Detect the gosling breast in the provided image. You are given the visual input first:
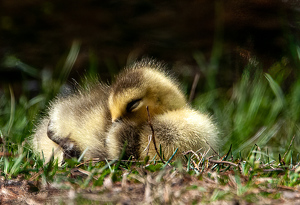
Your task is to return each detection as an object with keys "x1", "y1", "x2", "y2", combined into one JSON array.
[{"x1": 106, "y1": 107, "x2": 219, "y2": 160}]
